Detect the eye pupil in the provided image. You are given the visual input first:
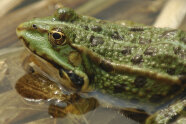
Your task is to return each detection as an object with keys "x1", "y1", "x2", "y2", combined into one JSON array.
[{"x1": 53, "y1": 33, "x2": 61, "y2": 39}]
